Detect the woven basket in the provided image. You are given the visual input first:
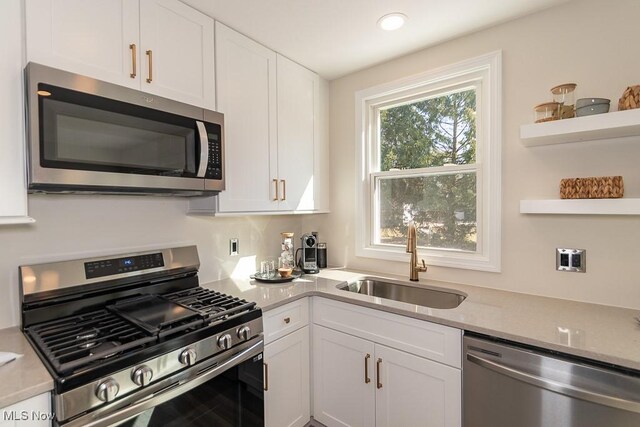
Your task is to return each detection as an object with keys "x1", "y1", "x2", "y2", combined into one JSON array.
[{"x1": 560, "y1": 176, "x2": 623, "y2": 199}]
